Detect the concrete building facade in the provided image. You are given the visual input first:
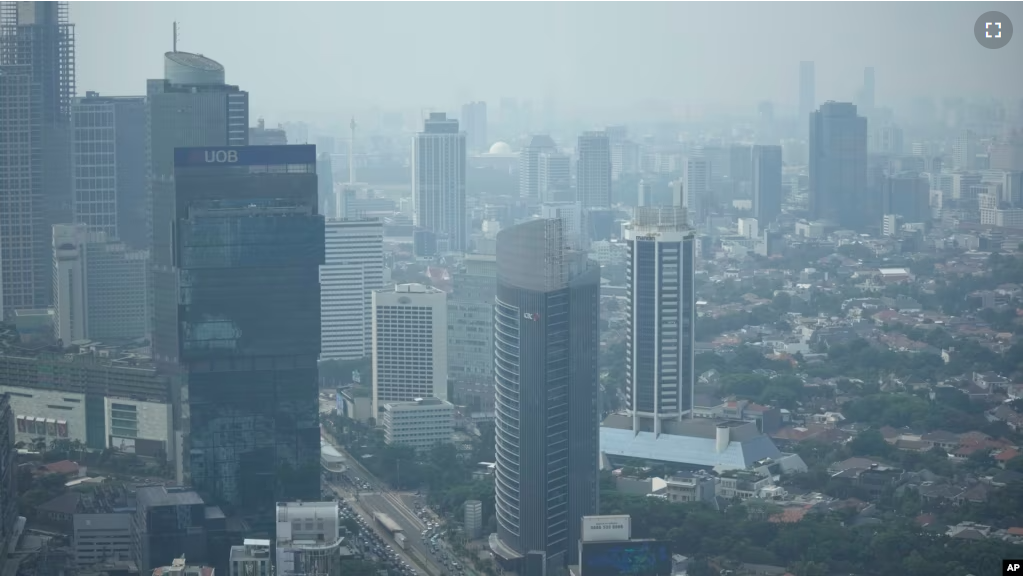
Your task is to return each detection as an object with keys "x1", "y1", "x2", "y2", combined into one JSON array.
[
  {"x1": 381, "y1": 397, "x2": 454, "y2": 453},
  {"x1": 372, "y1": 283, "x2": 448, "y2": 416},
  {"x1": 490, "y1": 219, "x2": 601, "y2": 571},
  {"x1": 320, "y1": 218, "x2": 385, "y2": 361},
  {"x1": 448, "y1": 255, "x2": 497, "y2": 410},
  {"x1": 412, "y1": 112, "x2": 467, "y2": 252},
  {"x1": 52, "y1": 224, "x2": 148, "y2": 344},
  {"x1": 623, "y1": 209, "x2": 696, "y2": 436}
]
